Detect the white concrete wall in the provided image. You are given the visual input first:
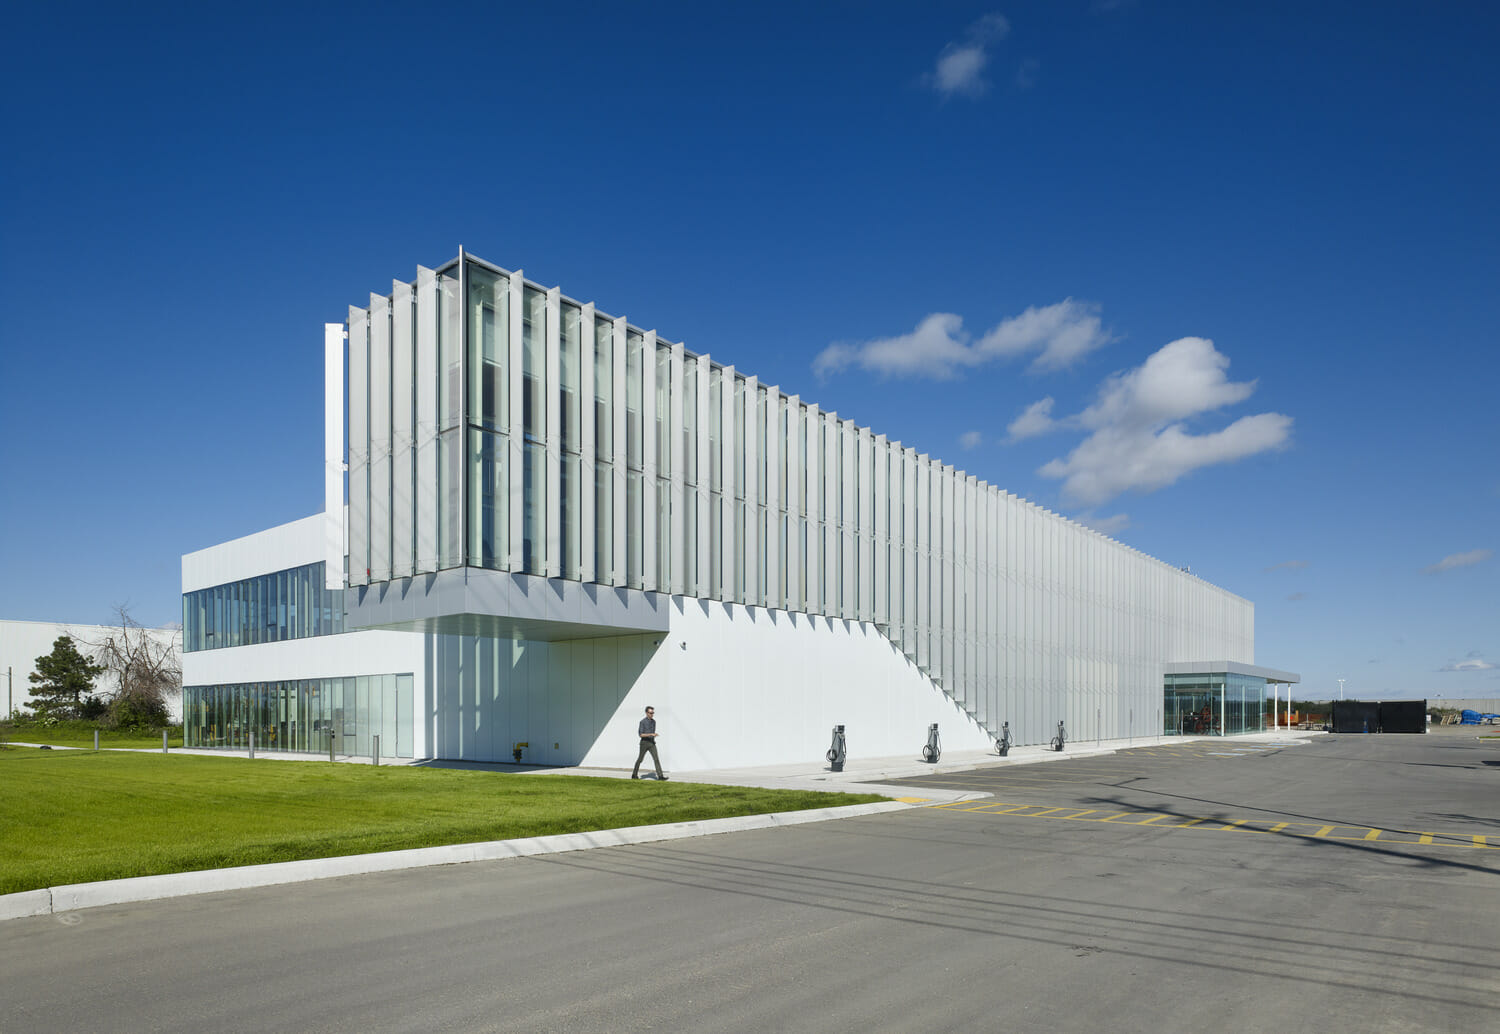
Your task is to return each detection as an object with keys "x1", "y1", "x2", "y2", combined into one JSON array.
[
  {"x1": 428, "y1": 596, "x2": 994, "y2": 770},
  {"x1": 182, "y1": 514, "x2": 326, "y2": 593}
]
